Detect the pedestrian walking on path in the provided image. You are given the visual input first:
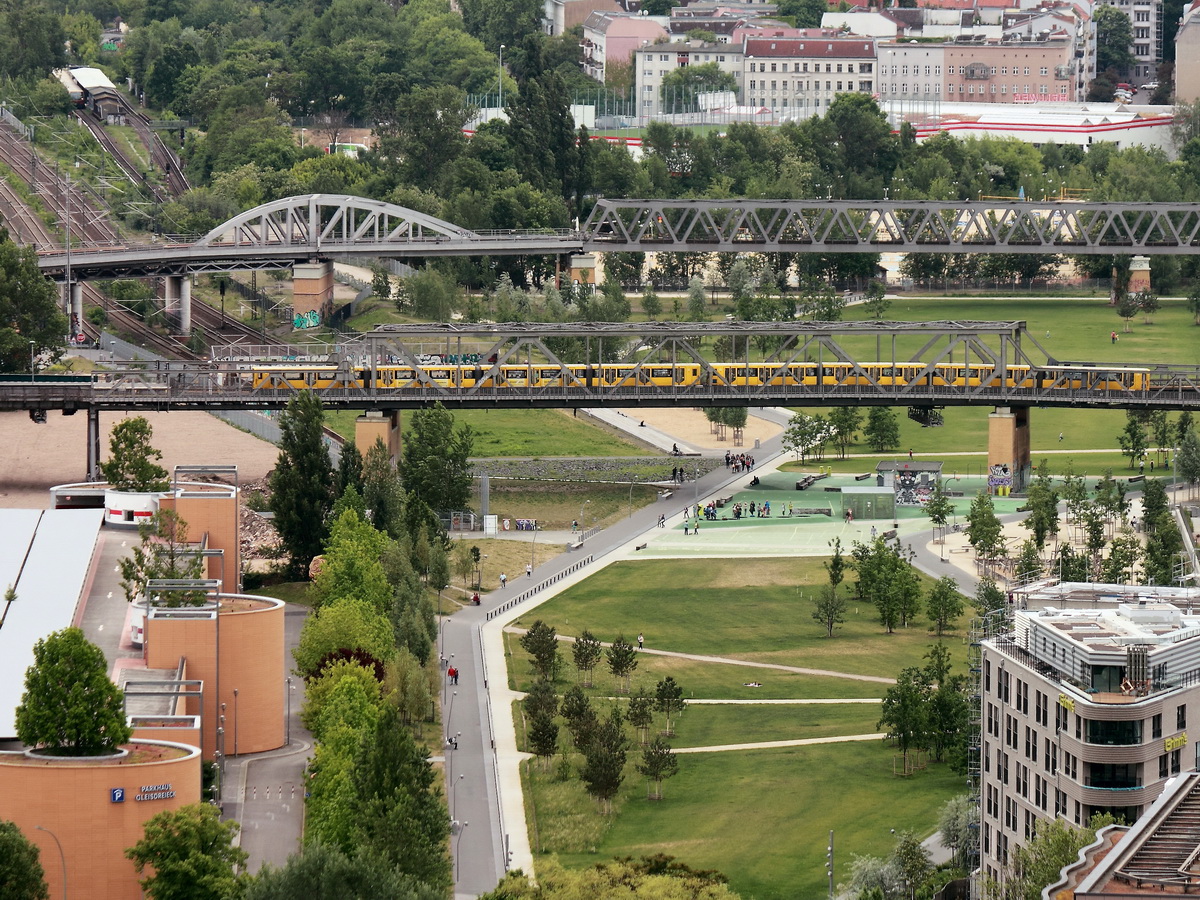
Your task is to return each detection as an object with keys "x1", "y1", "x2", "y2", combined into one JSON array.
[
  {"x1": 526, "y1": 564, "x2": 532, "y2": 578},
  {"x1": 500, "y1": 572, "x2": 507, "y2": 588},
  {"x1": 638, "y1": 633, "x2": 644, "y2": 650}
]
